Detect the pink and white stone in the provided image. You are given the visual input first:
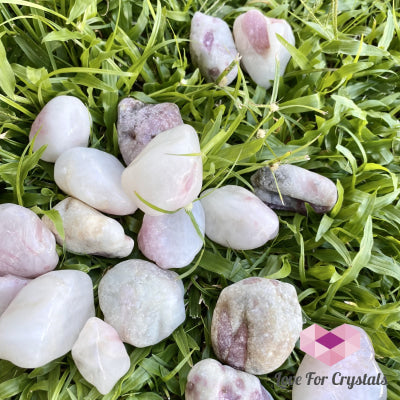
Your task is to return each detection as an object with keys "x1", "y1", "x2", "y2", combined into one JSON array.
[
  {"x1": 185, "y1": 359, "x2": 273, "y2": 400},
  {"x1": 72, "y1": 317, "x2": 130, "y2": 395},
  {"x1": 98, "y1": 260, "x2": 185, "y2": 347},
  {"x1": 121, "y1": 124, "x2": 202, "y2": 216},
  {"x1": 0, "y1": 270, "x2": 95, "y2": 368},
  {"x1": 54, "y1": 147, "x2": 137, "y2": 216},
  {"x1": 42, "y1": 198, "x2": 134, "y2": 258},
  {"x1": 0, "y1": 203, "x2": 58, "y2": 278},
  {"x1": 29, "y1": 95, "x2": 91, "y2": 162},
  {"x1": 200, "y1": 185, "x2": 279, "y2": 250},
  {"x1": 0, "y1": 275, "x2": 30, "y2": 316},
  {"x1": 233, "y1": 10, "x2": 295, "y2": 89},
  {"x1": 138, "y1": 200, "x2": 204, "y2": 269}
]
